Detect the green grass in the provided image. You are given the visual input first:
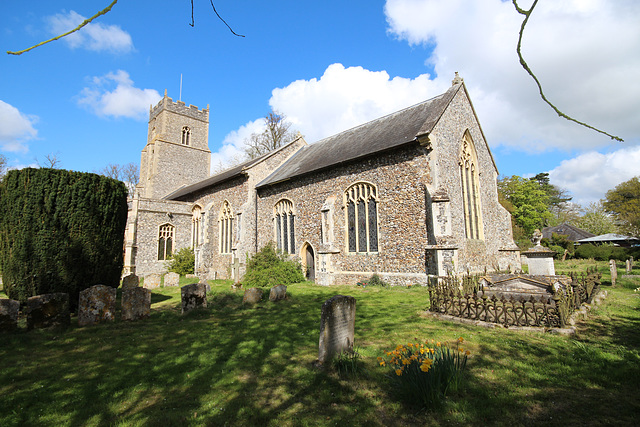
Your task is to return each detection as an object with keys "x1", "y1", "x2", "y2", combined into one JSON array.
[{"x1": 1, "y1": 262, "x2": 639, "y2": 426}]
